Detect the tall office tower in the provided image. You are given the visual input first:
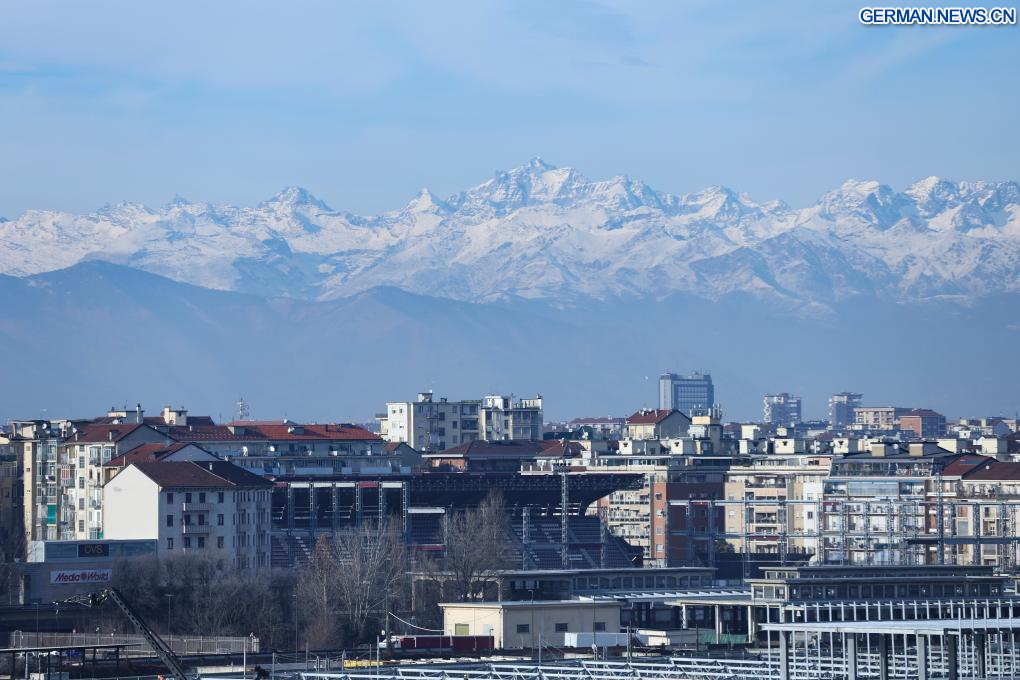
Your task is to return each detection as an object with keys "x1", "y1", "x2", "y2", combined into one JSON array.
[
  {"x1": 828, "y1": 392, "x2": 863, "y2": 428},
  {"x1": 763, "y1": 393, "x2": 803, "y2": 426},
  {"x1": 658, "y1": 372, "x2": 715, "y2": 416}
]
